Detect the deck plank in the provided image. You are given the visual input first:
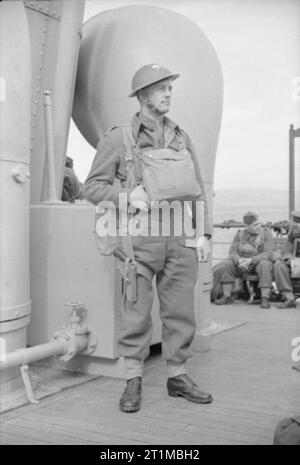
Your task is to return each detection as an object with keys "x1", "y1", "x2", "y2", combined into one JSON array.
[{"x1": 0, "y1": 303, "x2": 299, "y2": 445}]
